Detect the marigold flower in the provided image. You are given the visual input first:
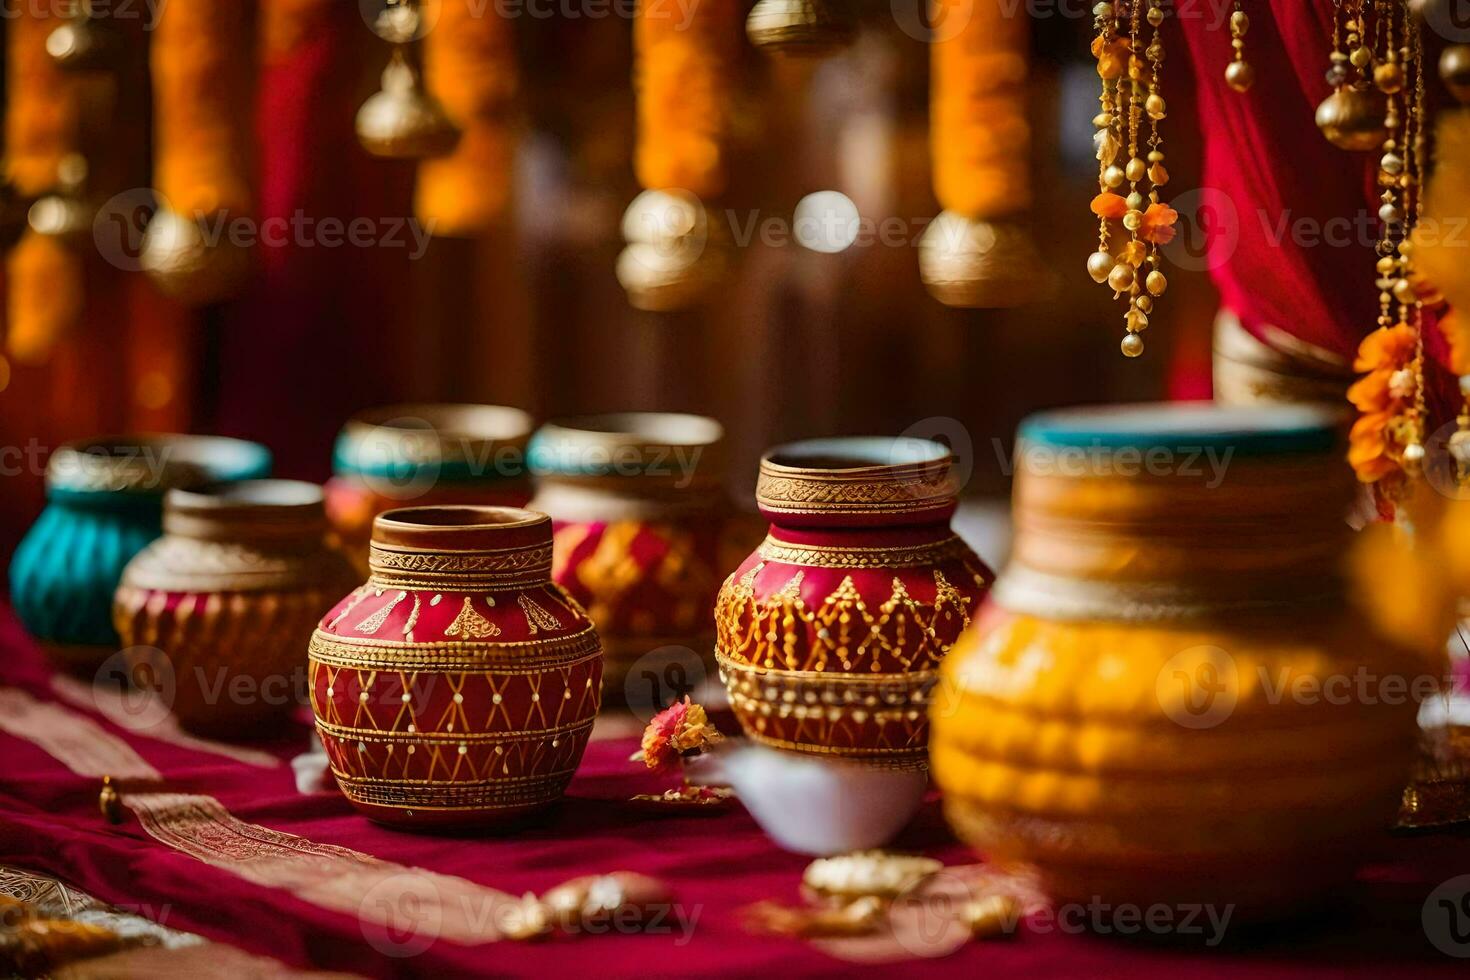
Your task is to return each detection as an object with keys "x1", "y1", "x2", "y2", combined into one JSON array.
[
  {"x1": 1138, "y1": 203, "x2": 1178, "y2": 244},
  {"x1": 637, "y1": 697, "x2": 722, "y2": 774},
  {"x1": 1090, "y1": 193, "x2": 1127, "y2": 220}
]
